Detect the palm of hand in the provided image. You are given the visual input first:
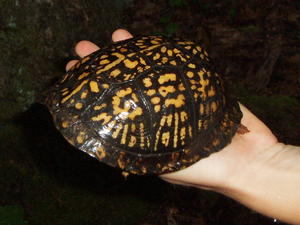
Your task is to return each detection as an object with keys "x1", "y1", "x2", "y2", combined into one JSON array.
[{"x1": 67, "y1": 30, "x2": 278, "y2": 190}]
